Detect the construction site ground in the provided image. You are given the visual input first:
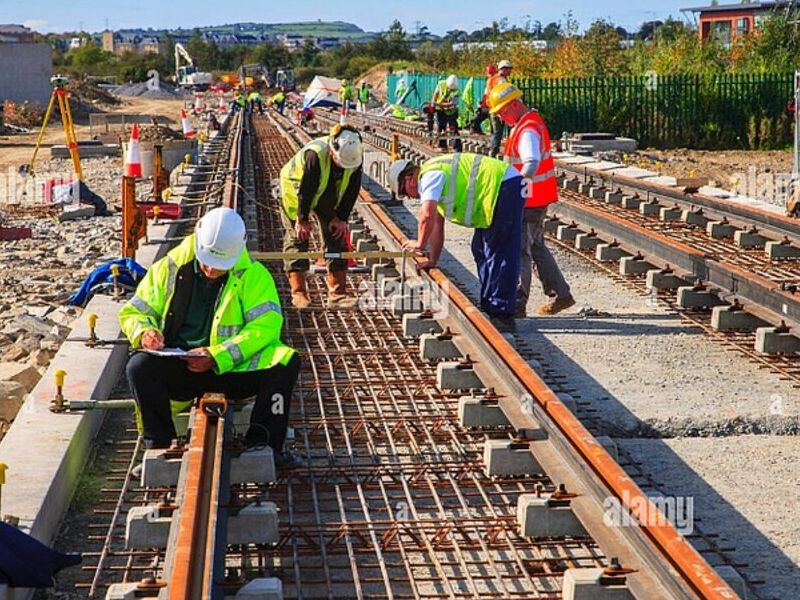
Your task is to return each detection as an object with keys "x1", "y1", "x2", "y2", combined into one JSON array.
[{"x1": 386, "y1": 194, "x2": 800, "y2": 600}]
